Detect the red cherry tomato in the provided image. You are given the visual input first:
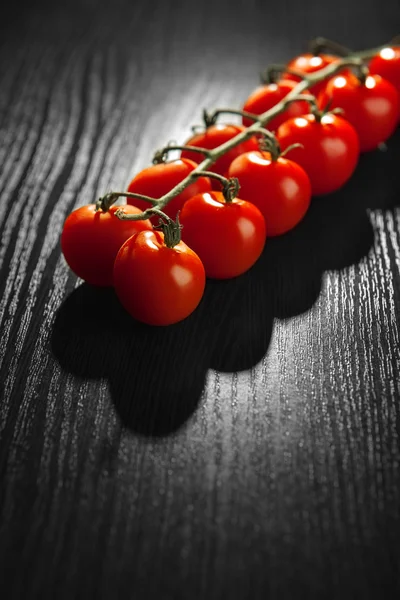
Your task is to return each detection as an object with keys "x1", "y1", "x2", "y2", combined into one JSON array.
[
  {"x1": 181, "y1": 124, "x2": 259, "y2": 186},
  {"x1": 113, "y1": 230, "x2": 205, "y2": 326},
  {"x1": 227, "y1": 151, "x2": 311, "y2": 236},
  {"x1": 284, "y1": 53, "x2": 341, "y2": 96},
  {"x1": 276, "y1": 113, "x2": 359, "y2": 196},
  {"x1": 369, "y1": 47, "x2": 400, "y2": 93},
  {"x1": 61, "y1": 204, "x2": 152, "y2": 286},
  {"x1": 179, "y1": 191, "x2": 266, "y2": 279},
  {"x1": 242, "y1": 79, "x2": 310, "y2": 131},
  {"x1": 126, "y1": 158, "x2": 212, "y2": 220},
  {"x1": 318, "y1": 73, "x2": 399, "y2": 152}
]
